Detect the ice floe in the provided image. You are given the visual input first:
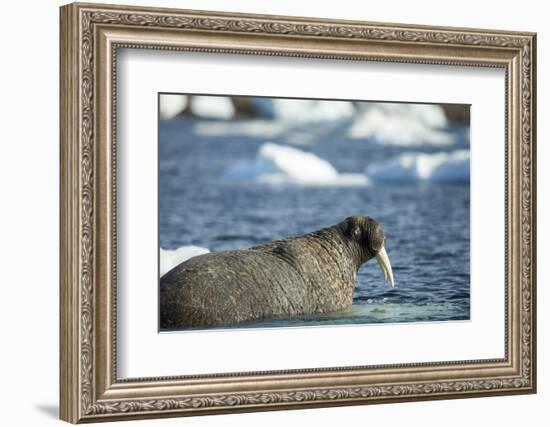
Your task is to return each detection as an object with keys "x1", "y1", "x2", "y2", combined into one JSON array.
[
  {"x1": 348, "y1": 103, "x2": 454, "y2": 146},
  {"x1": 160, "y1": 245, "x2": 210, "y2": 277},
  {"x1": 366, "y1": 150, "x2": 470, "y2": 183},
  {"x1": 193, "y1": 99, "x2": 355, "y2": 139},
  {"x1": 190, "y1": 96, "x2": 235, "y2": 120},
  {"x1": 159, "y1": 94, "x2": 188, "y2": 120},
  {"x1": 225, "y1": 143, "x2": 368, "y2": 186},
  {"x1": 270, "y1": 99, "x2": 355, "y2": 123}
]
